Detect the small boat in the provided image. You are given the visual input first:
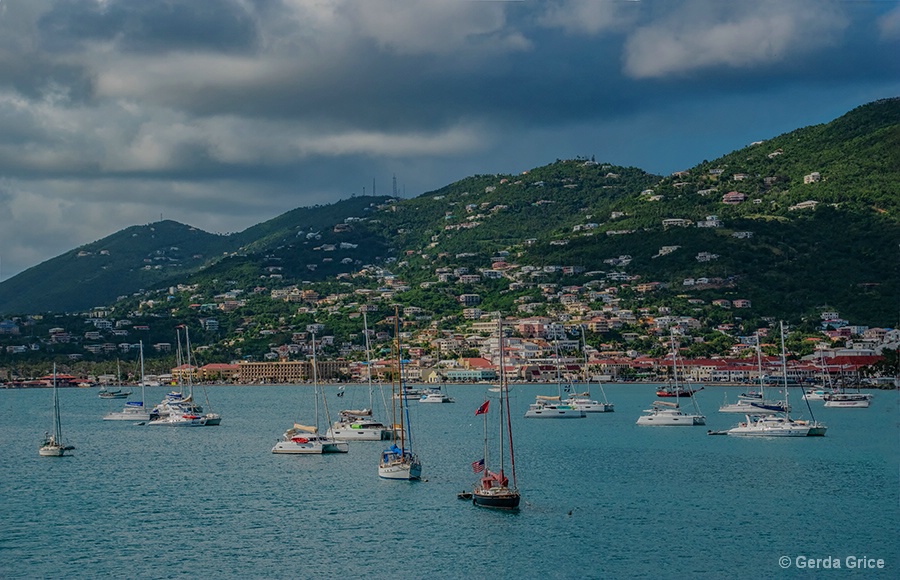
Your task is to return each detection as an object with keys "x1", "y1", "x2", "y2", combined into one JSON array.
[
  {"x1": 656, "y1": 387, "x2": 700, "y2": 398},
  {"x1": 419, "y1": 389, "x2": 455, "y2": 403},
  {"x1": 327, "y1": 409, "x2": 392, "y2": 441},
  {"x1": 637, "y1": 400, "x2": 706, "y2": 426},
  {"x1": 726, "y1": 414, "x2": 811, "y2": 437},
  {"x1": 637, "y1": 333, "x2": 705, "y2": 426},
  {"x1": 524, "y1": 396, "x2": 586, "y2": 418},
  {"x1": 472, "y1": 315, "x2": 520, "y2": 510},
  {"x1": 98, "y1": 389, "x2": 130, "y2": 399},
  {"x1": 379, "y1": 307, "x2": 422, "y2": 480},
  {"x1": 40, "y1": 365, "x2": 74, "y2": 457},
  {"x1": 823, "y1": 392, "x2": 871, "y2": 408},
  {"x1": 802, "y1": 388, "x2": 830, "y2": 401},
  {"x1": 327, "y1": 311, "x2": 393, "y2": 442}
]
